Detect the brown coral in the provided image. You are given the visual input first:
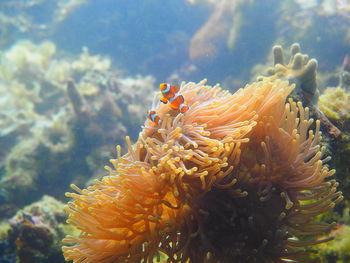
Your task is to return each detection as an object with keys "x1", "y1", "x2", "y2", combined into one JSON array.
[{"x1": 63, "y1": 79, "x2": 341, "y2": 262}]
